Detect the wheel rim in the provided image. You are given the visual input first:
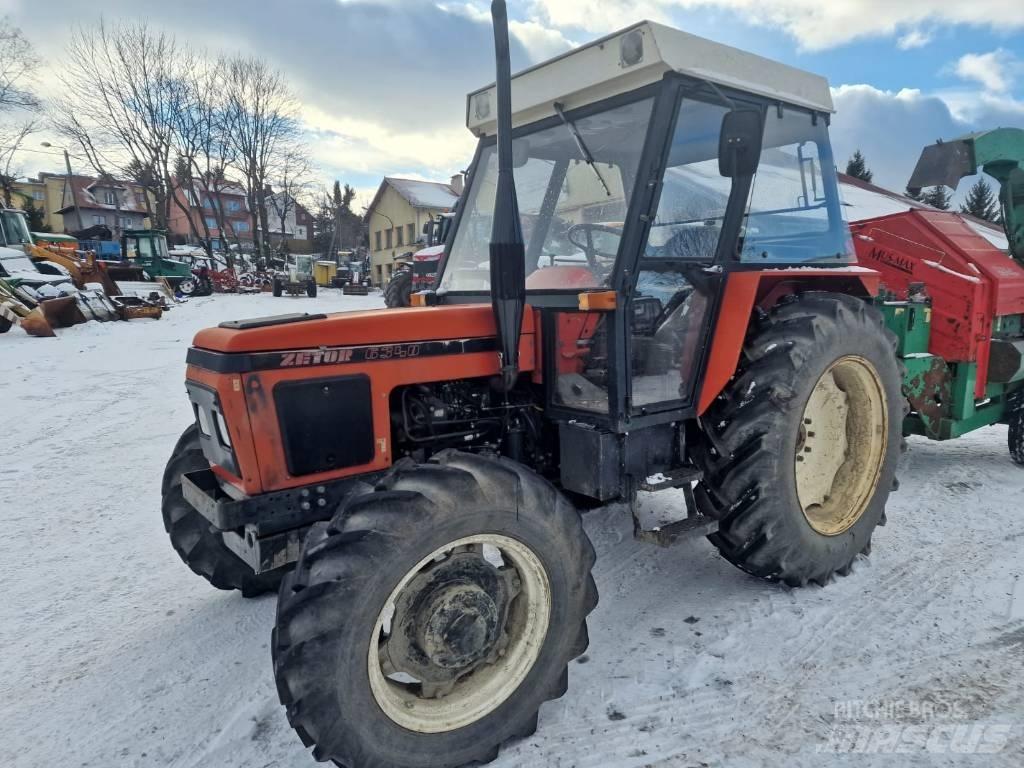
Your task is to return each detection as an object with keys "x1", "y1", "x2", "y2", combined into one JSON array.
[
  {"x1": 795, "y1": 355, "x2": 888, "y2": 536},
  {"x1": 367, "y1": 534, "x2": 551, "y2": 733},
  {"x1": 179, "y1": 279, "x2": 195, "y2": 295}
]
